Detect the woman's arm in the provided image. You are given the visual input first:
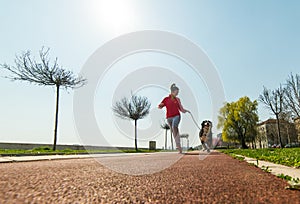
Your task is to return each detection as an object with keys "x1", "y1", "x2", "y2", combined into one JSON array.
[
  {"x1": 158, "y1": 102, "x2": 165, "y2": 109},
  {"x1": 158, "y1": 97, "x2": 166, "y2": 109},
  {"x1": 177, "y1": 98, "x2": 190, "y2": 113}
]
